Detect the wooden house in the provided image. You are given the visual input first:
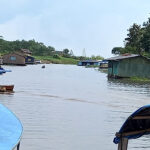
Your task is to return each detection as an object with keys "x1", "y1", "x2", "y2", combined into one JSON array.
[
  {"x1": 106, "y1": 54, "x2": 150, "y2": 78},
  {"x1": 2, "y1": 52, "x2": 35, "y2": 65},
  {"x1": 3, "y1": 53, "x2": 26, "y2": 65},
  {"x1": 78, "y1": 60, "x2": 101, "y2": 66}
]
